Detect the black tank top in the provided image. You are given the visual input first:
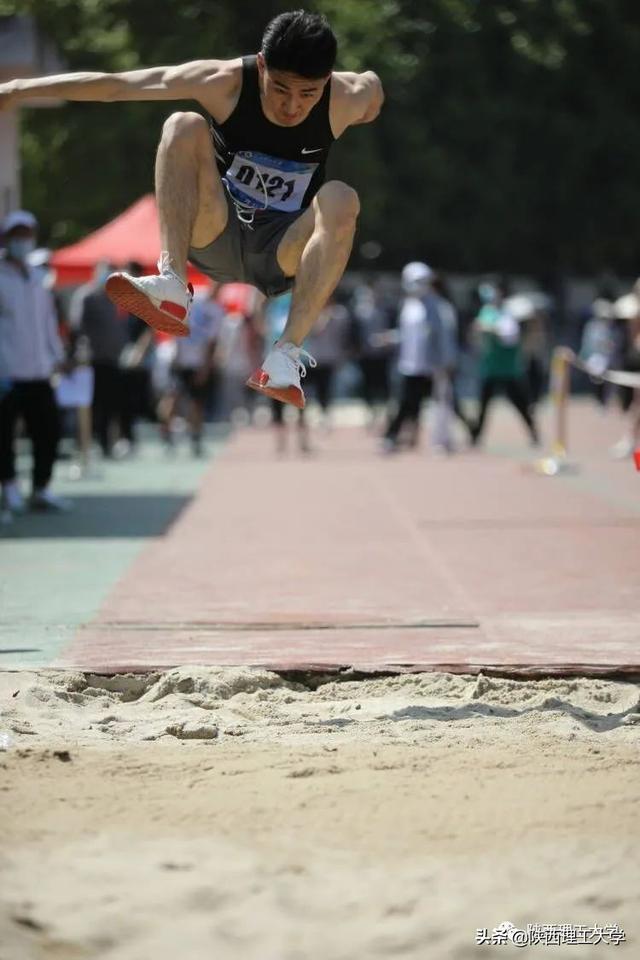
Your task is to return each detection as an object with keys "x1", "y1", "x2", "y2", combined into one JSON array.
[{"x1": 208, "y1": 56, "x2": 334, "y2": 216}]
